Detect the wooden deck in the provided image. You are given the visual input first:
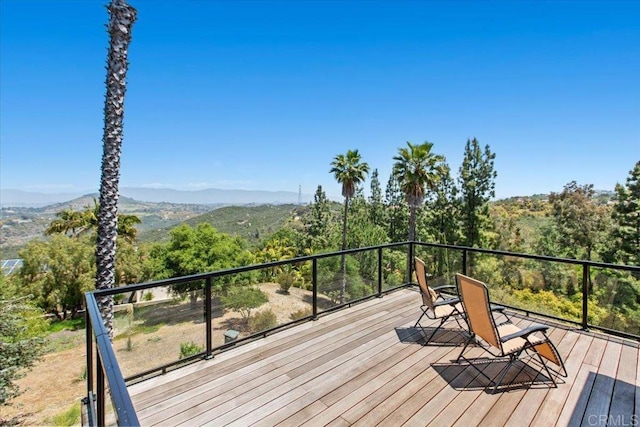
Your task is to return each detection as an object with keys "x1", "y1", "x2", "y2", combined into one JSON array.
[{"x1": 127, "y1": 288, "x2": 639, "y2": 426}]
